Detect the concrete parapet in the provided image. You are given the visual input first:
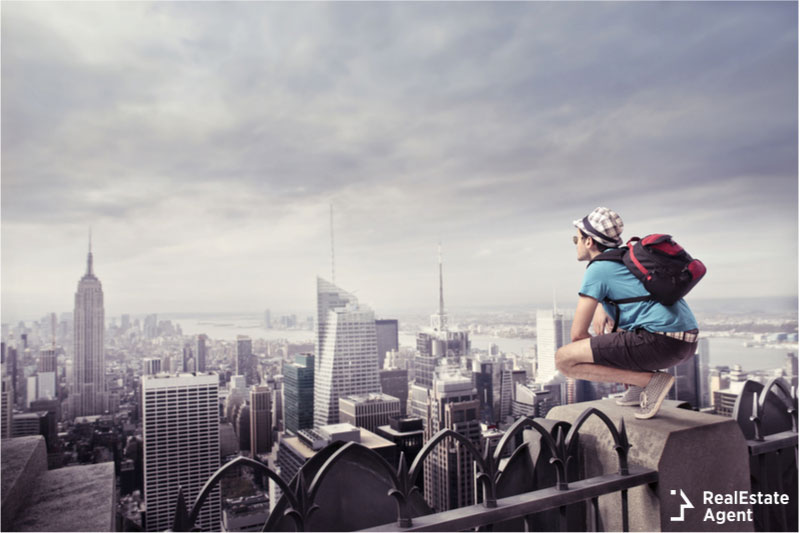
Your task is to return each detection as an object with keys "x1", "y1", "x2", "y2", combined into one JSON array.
[
  {"x1": 1, "y1": 435, "x2": 116, "y2": 532},
  {"x1": 547, "y1": 399, "x2": 753, "y2": 532},
  {"x1": 13, "y1": 462, "x2": 116, "y2": 532},
  {"x1": 1, "y1": 436, "x2": 48, "y2": 531}
]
